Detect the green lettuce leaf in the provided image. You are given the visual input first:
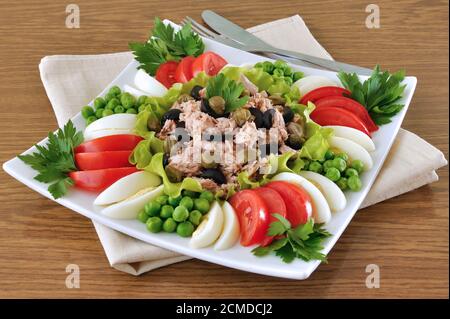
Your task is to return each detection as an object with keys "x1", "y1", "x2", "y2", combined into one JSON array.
[
  {"x1": 146, "y1": 153, "x2": 203, "y2": 197},
  {"x1": 129, "y1": 132, "x2": 164, "y2": 169}
]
